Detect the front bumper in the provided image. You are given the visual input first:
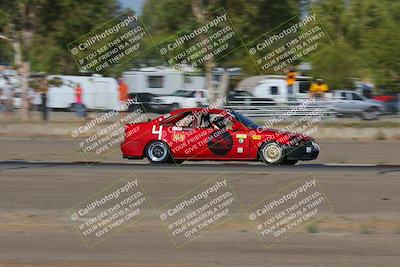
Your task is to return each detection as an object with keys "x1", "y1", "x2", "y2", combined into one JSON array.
[{"x1": 284, "y1": 141, "x2": 320, "y2": 161}]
